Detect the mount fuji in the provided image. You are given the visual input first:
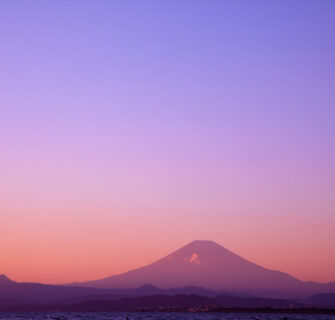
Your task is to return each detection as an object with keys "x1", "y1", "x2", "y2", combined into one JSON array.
[{"x1": 73, "y1": 240, "x2": 335, "y2": 298}]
